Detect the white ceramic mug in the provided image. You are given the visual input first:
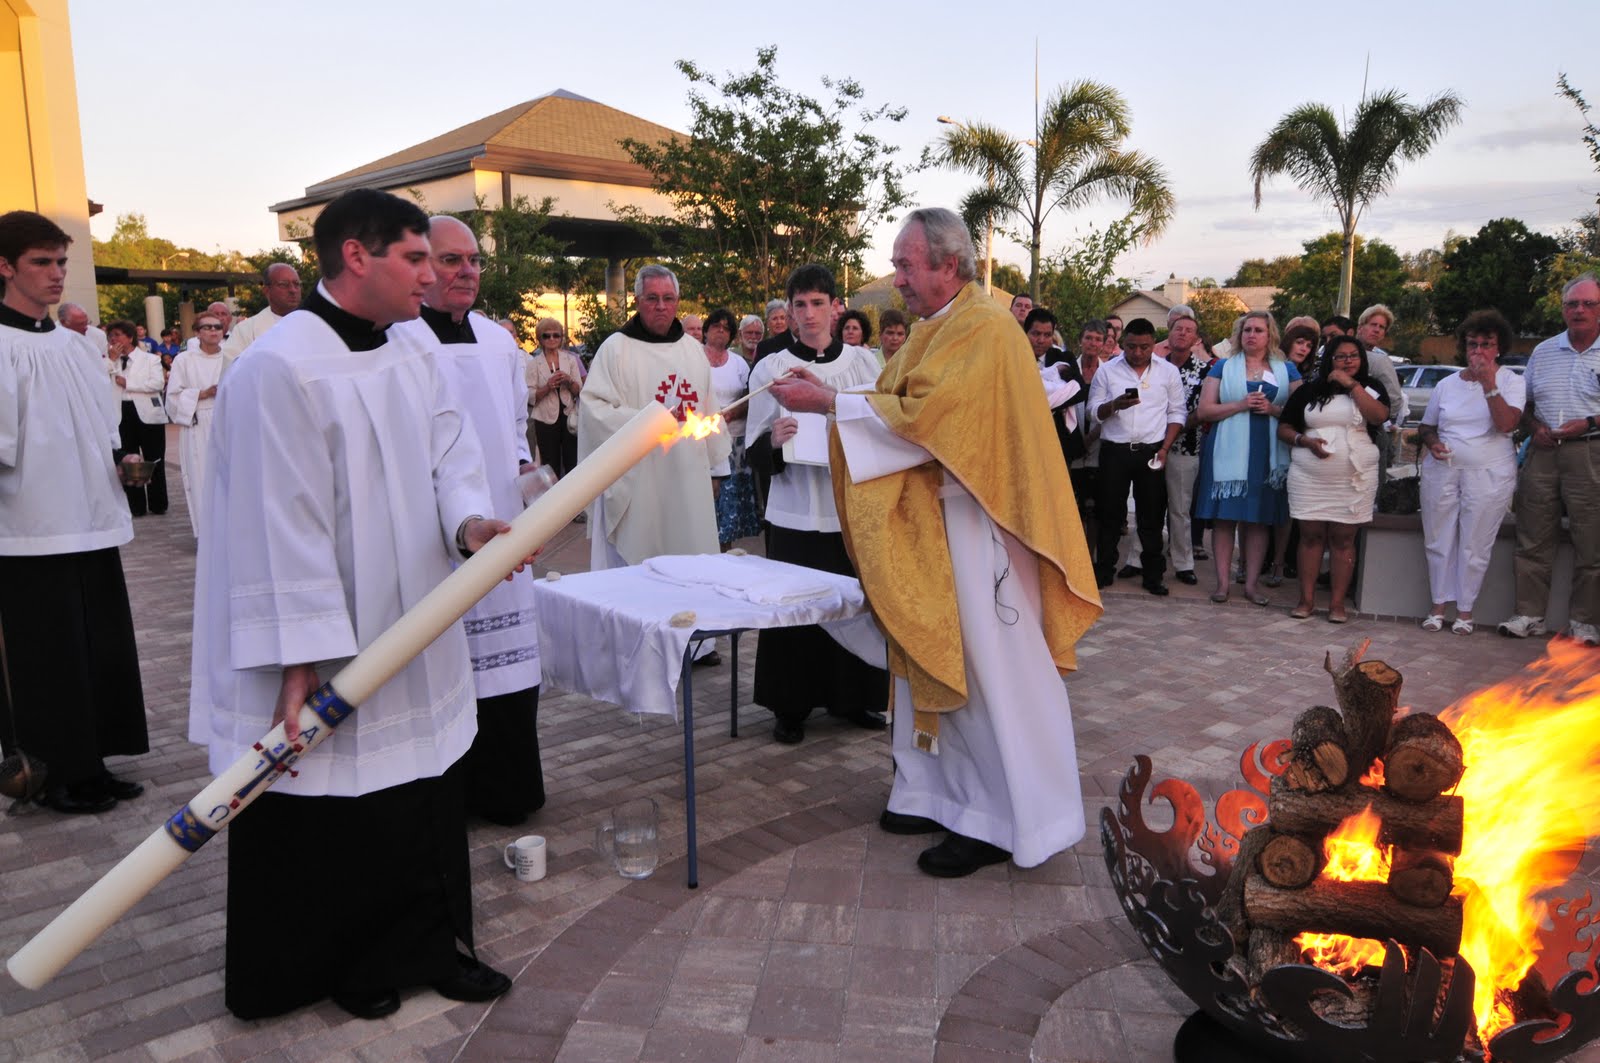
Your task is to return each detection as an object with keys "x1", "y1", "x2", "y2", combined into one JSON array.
[{"x1": 504, "y1": 834, "x2": 547, "y2": 882}]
